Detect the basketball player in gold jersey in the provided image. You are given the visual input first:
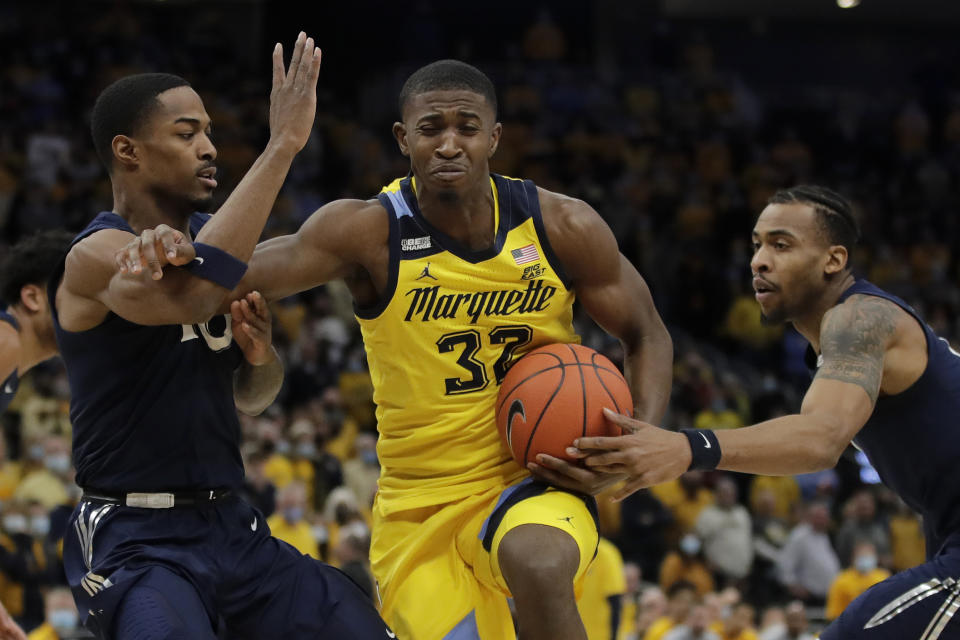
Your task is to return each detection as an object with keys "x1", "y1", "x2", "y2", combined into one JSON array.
[{"x1": 118, "y1": 60, "x2": 673, "y2": 640}]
